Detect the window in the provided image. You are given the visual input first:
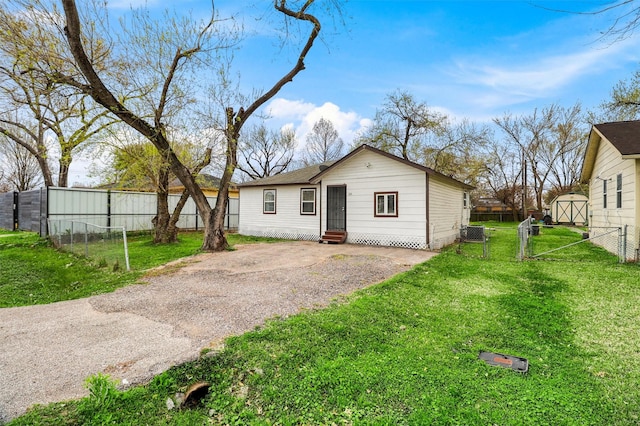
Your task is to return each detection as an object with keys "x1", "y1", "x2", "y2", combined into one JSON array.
[
  {"x1": 463, "y1": 192, "x2": 469, "y2": 208},
  {"x1": 375, "y1": 192, "x2": 398, "y2": 217},
  {"x1": 603, "y1": 180, "x2": 607, "y2": 209},
  {"x1": 263, "y1": 189, "x2": 276, "y2": 214},
  {"x1": 300, "y1": 188, "x2": 316, "y2": 215},
  {"x1": 616, "y1": 173, "x2": 622, "y2": 209}
]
